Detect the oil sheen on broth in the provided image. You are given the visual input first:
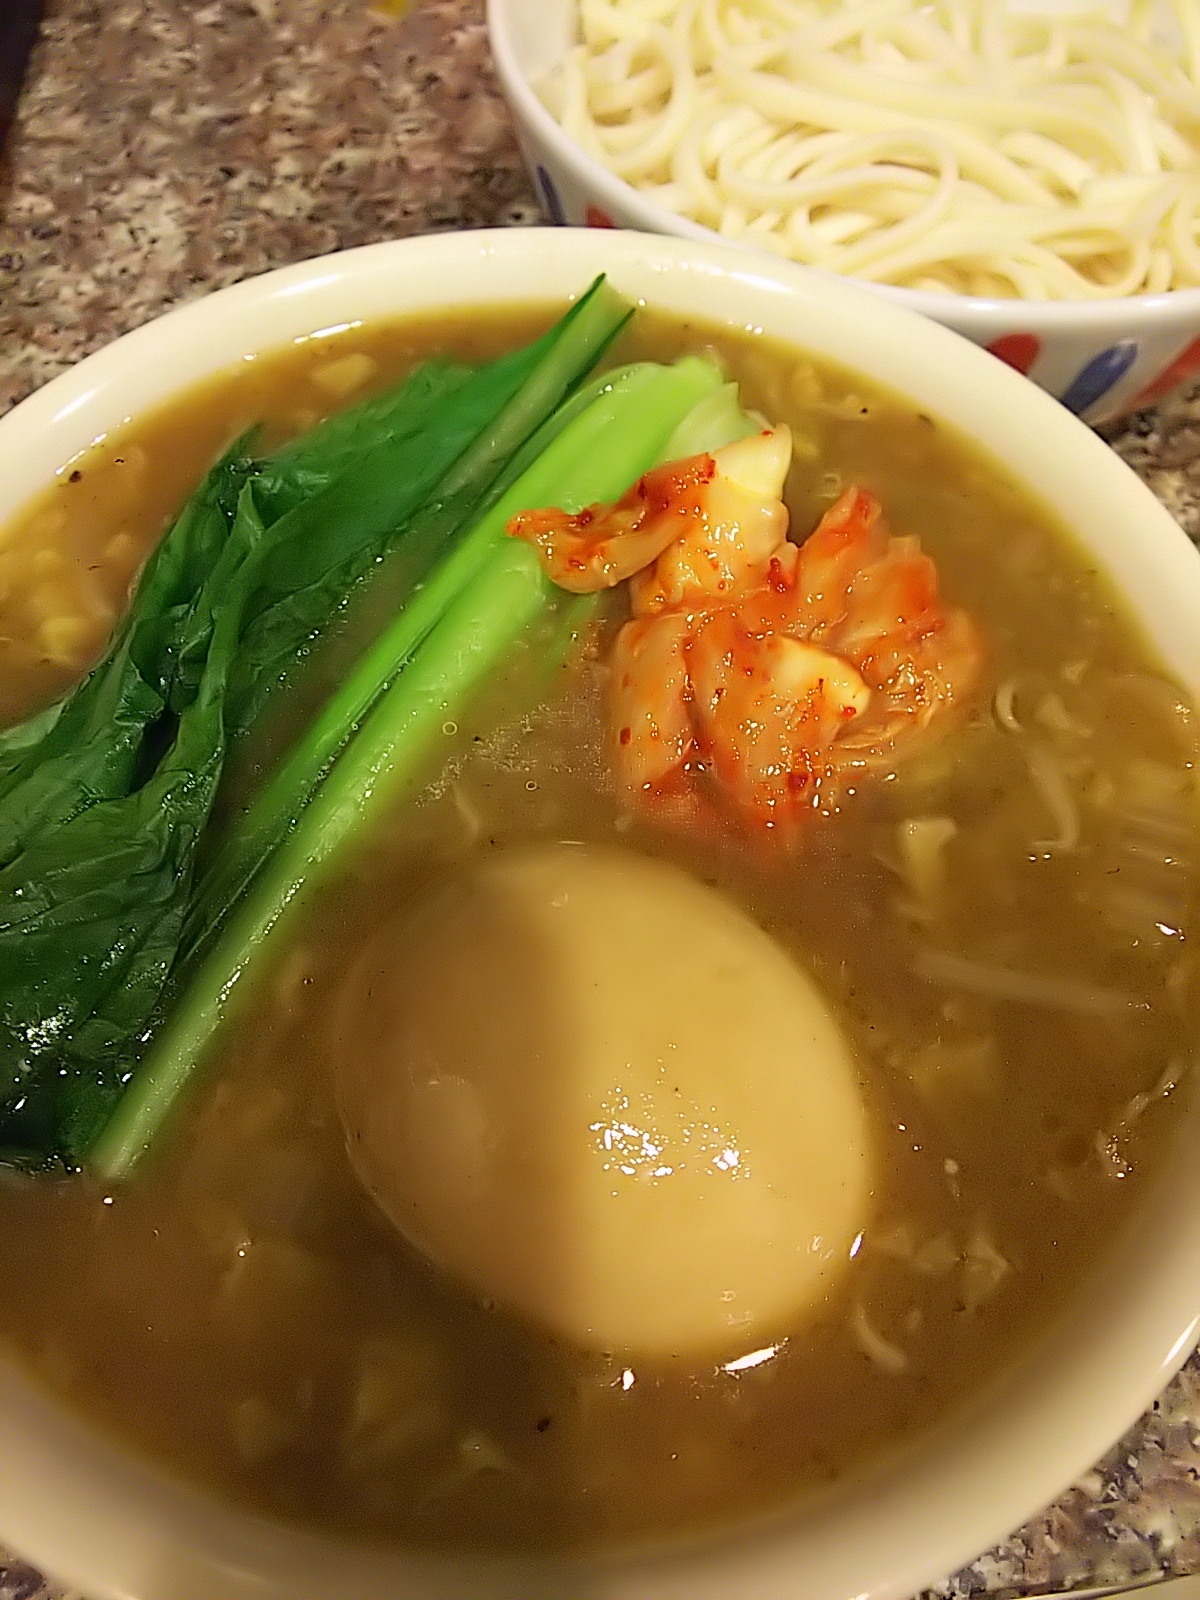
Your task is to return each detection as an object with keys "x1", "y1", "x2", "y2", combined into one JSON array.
[{"x1": 0, "y1": 308, "x2": 1195, "y2": 1552}]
